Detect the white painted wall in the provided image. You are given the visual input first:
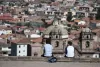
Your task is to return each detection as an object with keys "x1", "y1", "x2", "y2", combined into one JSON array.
[
  {"x1": 93, "y1": 54, "x2": 99, "y2": 58},
  {"x1": 1, "y1": 47, "x2": 11, "y2": 56},
  {"x1": 17, "y1": 45, "x2": 27, "y2": 56},
  {"x1": 65, "y1": 0, "x2": 76, "y2": 6},
  {"x1": 96, "y1": 23, "x2": 100, "y2": 27},
  {"x1": 0, "y1": 30, "x2": 12, "y2": 35},
  {"x1": 44, "y1": 35, "x2": 49, "y2": 38},
  {"x1": 1, "y1": 47, "x2": 11, "y2": 51},
  {"x1": 0, "y1": 30, "x2": 6, "y2": 35},
  {"x1": 62, "y1": 35, "x2": 68, "y2": 38},
  {"x1": 24, "y1": 0, "x2": 35, "y2": 2},
  {"x1": 28, "y1": 4, "x2": 35, "y2": 14}
]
